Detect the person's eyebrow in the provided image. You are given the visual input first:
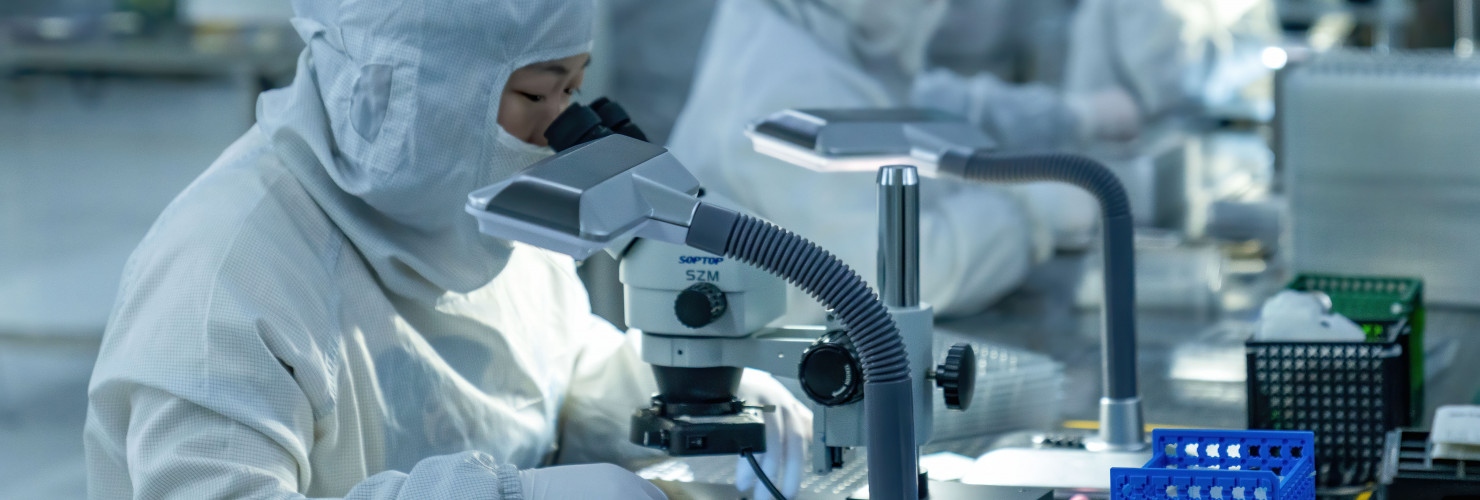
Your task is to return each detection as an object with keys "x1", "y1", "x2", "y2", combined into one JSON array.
[
  {"x1": 533, "y1": 58, "x2": 591, "y2": 76},
  {"x1": 541, "y1": 61, "x2": 580, "y2": 75},
  {"x1": 534, "y1": 63, "x2": 571, "y2": 76}
]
